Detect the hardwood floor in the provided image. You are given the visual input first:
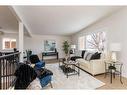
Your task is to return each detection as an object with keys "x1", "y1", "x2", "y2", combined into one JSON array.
[
  {"x1": 46, "y1": 60, "x2": 127, "y2": 89},
  {"x1": 95, "y1": 74, "x2": 127, "y2": 89},
  {"x1": 44, "y1": 59, "x2": 59, "y2": 63}
]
